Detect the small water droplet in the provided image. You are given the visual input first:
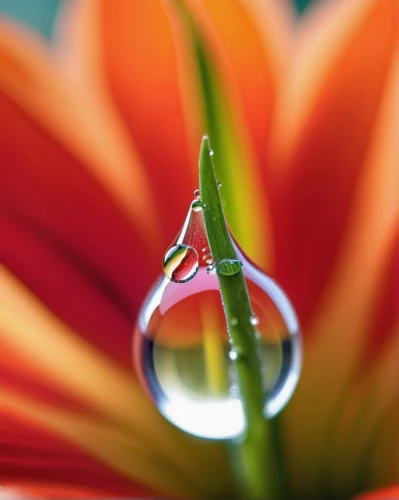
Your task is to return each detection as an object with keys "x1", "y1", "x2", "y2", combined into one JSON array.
[
  {"x1": 202, "y1": 247, "x2": 207, "y2": 253},
  {"x1": 215, "y1": 258, "x2": 242, "y2": 276},
  {"x1": 250, "y1": 314, "x2": 259, "y2": 326},
  {"x1": 192, "y1": 200, "x2": 206, "y2": 212},
  {"x1": 206, "y1": 264, "x2": 216, "y2": 275},
  {"x1": 217, "y1": 182, "x2": 222, "y2": 188},
  {"x1": 210, "y1": 150, "x2": 214, "y2": 156},
  {"x1": 229, "y1": 350, "x2": 238, "y2": 361},
  {"x1": 194, "y1": 189, "x2": 201, "y2": 199},
  {"x1": 203, "y1": 254, "x2": 213, "y2": 265},
  {"x1": 230, "y1": 318, "x2": 238, "y2": 327},
  {"x1": 163, "y1": 244, "x2": 198, "y2": 283}
]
